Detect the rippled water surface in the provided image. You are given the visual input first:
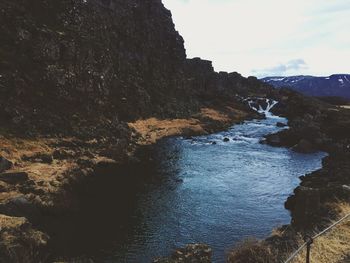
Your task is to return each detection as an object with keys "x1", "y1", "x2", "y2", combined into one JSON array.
[
  {"x1": 107, "y1": 114, "x2": 327, "y2": 262},
  {"x1": 48, "y1": 114, "x2": 326, "y2": 263}
]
